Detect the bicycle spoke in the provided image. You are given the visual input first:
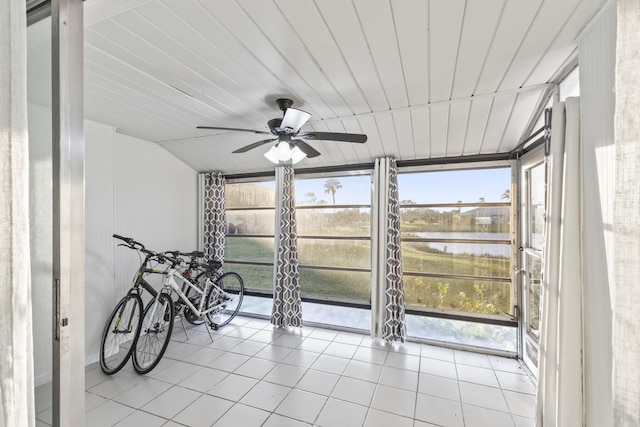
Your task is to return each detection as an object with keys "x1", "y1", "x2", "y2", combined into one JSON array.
[
  {"x1": 132, "y1": 293, "x2": 174, "y2": 374},
  {"x1": 100, "y1": 294, "x2": 143, "y2": 374},
  {"x1": 206, "y1": 272, "x2": 244, "y2": 328}
]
